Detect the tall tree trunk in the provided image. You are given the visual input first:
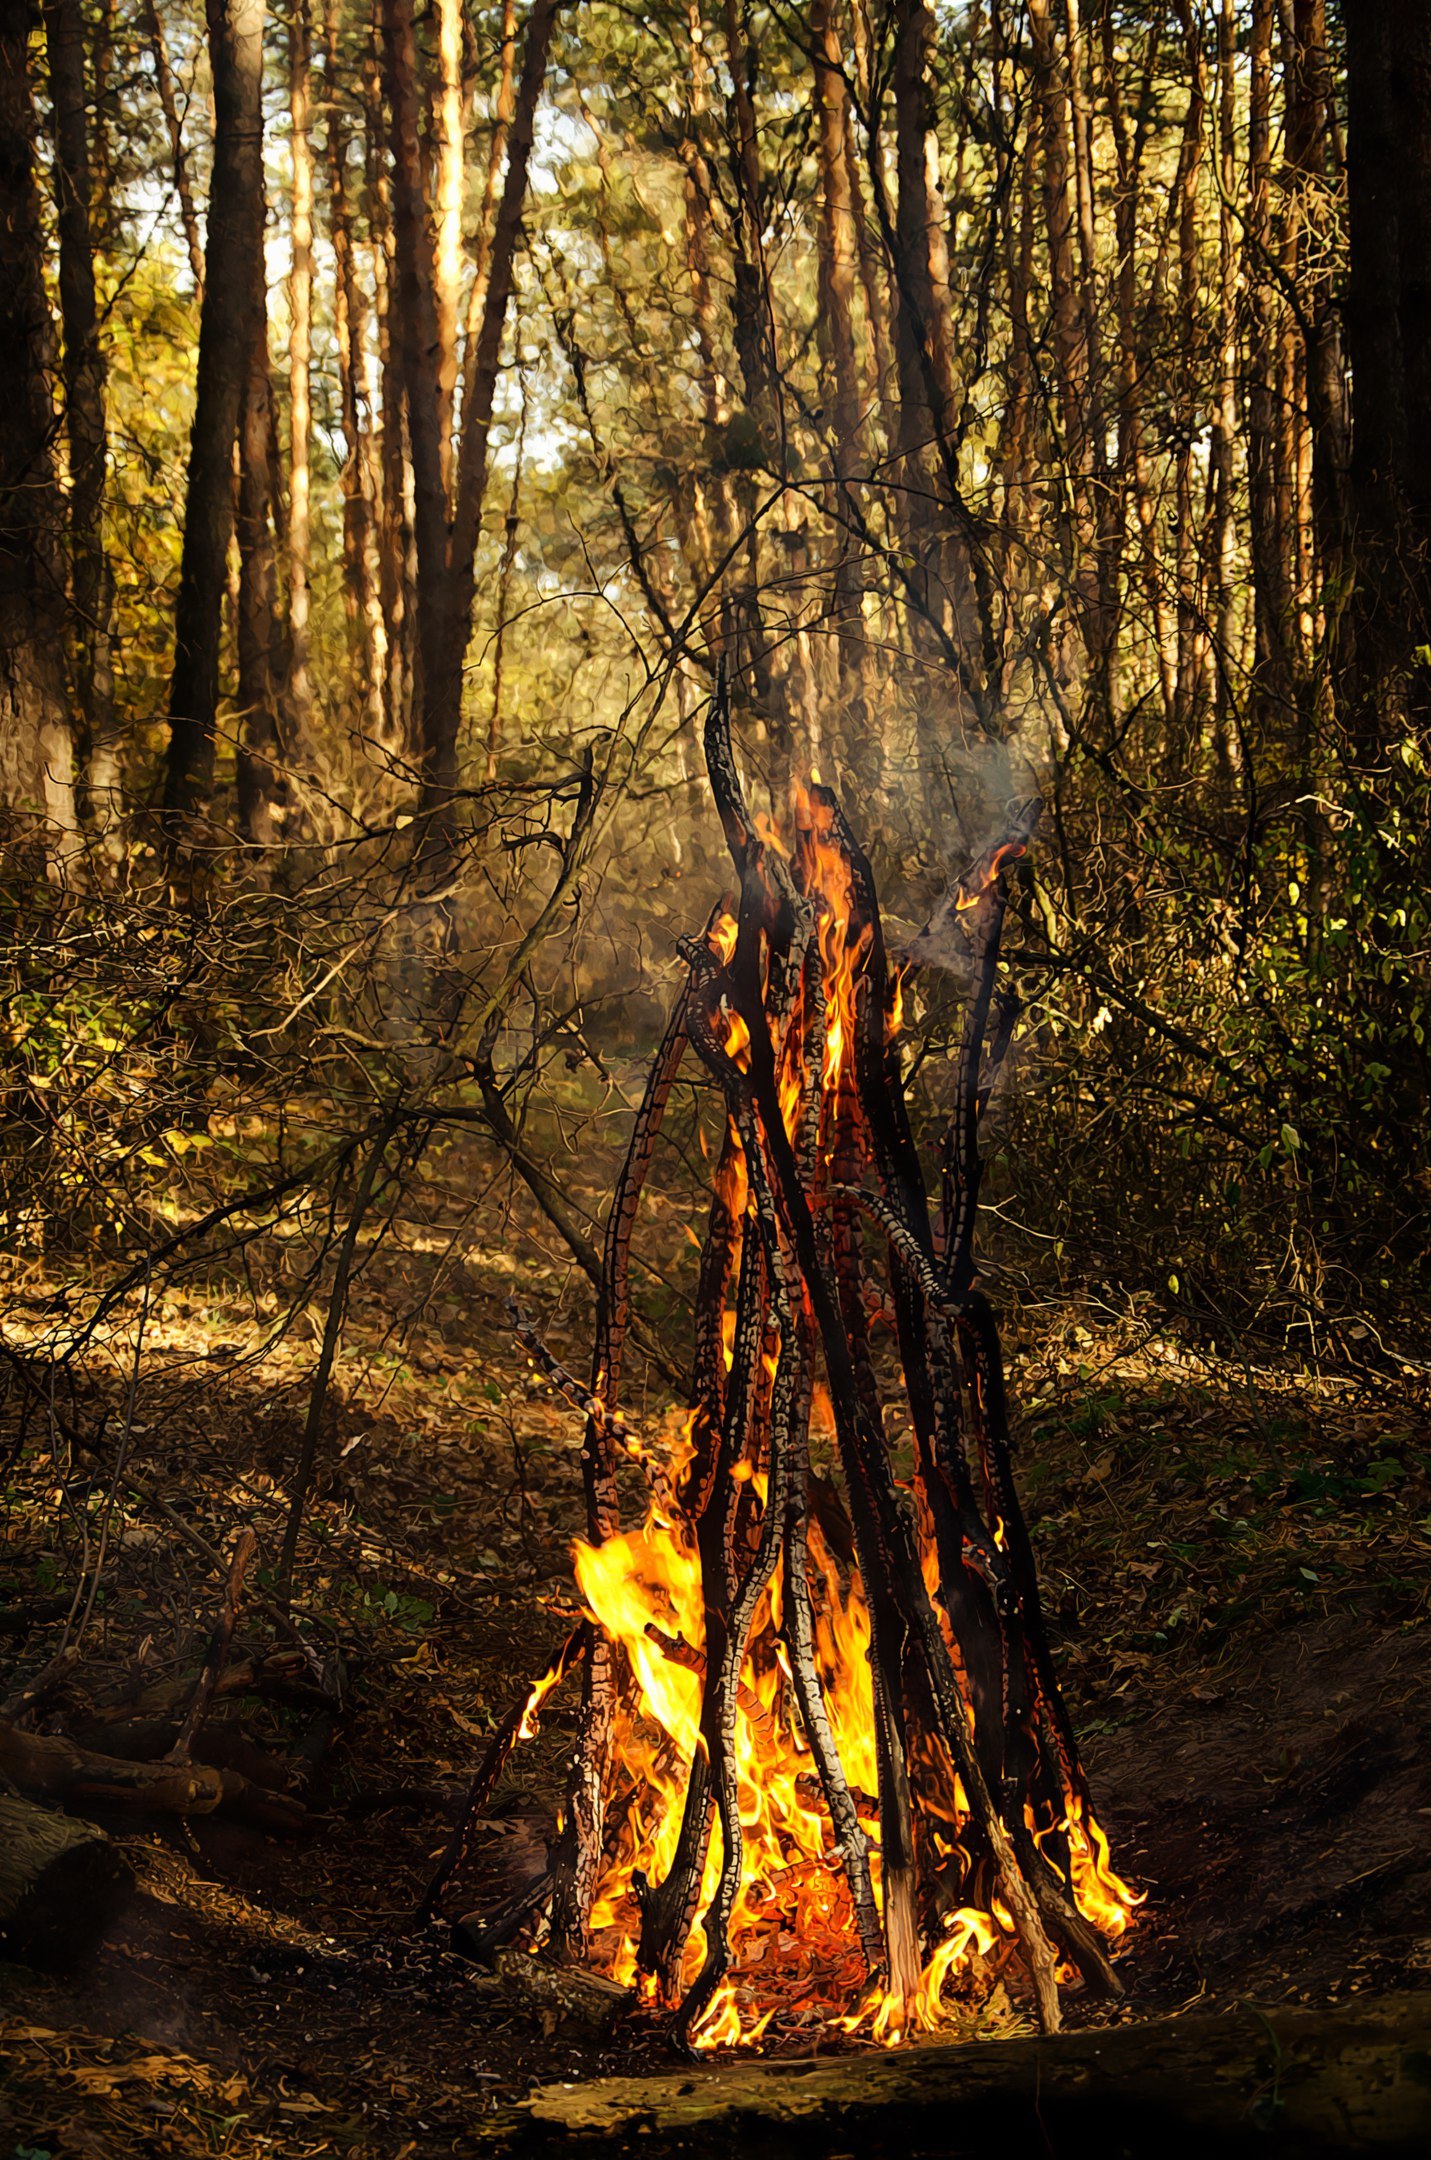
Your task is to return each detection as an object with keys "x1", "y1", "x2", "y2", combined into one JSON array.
[
  {"x1": 325, "y1": 0, "x2": 386, "y2": 737},
  {"x1": 721, "y1": 0, "x2": 777, "y2": 431},
  {"x1": 0, "y1": 0, "x2": 77, "y2": 850},
  {"x1": 140, "y1": 0, "x2": 205, "y2": 293},
  {"x1": 1027, "y1": 0, "x2": 1098, "y2": 670},
  {"x1": 1286, "y1": 0, "x2": 1348, "y2": 604},
  {"x1": 676, "y1": 0, "x2": 734, "y2": 650},
  {"x1": 1389, "y1": 10, "x2": 1431, "y2": 606},
  {"x1": 484, "y1": 367, "x2": 525, "y2": 780},
  {"x1": 891, "y1": 0, "x2": 941, "y2": 473},
  {"x1": 286, "y1": 0, "x2": 314, "y2": 725},
  {"x1": 434, "y1": 0, "x2": 464, "y2": 479},
  {"x1": 382, "y1": 0, "x2": 456, "y2": 824},
  {"x1": 463, "y1": 0, "x2": 516, "y2": 347},
  {"x1": 1209, "y1": 0, "x2": 1240, "y2": 770},
  {"x1": 1102, "y1": 10, "x2": 1171, "y2": 722},
  {"x1": 164, "y1": 0, "x2": 267, "y2": 826},
  {"x1": 886, "y1": 0, "x2": 993, "y2": 755},
  {"x1": 1171, "y1": 2, "x2": 1207, "y2": 751},
  {"x1": 91, "y1": 0, "x2": 113, "y2": 230},
  {"x1": 1343, "y1": 0, "x2": 1408, "y2": 725},
  {"x1": 440, "y1": 0, "x2": 559, "y2": 816},
  {"x1": 811, "y1": 0, "x2": 873, "y2": 776},
  {"x1": 1344, "y1": 0, "x2": 1404, "y2": 562},
  {"x1": 844, "y1": 0, "x2": 890, "y2": 412},
  {"x1": 1063, "y1": 0, "x2": 1115, "y2": 696},
  {"x1": 43, "y1": 0, "x2": 119, "y2": 845},
  {"x1": 383, "y1": 0, "x2": 558, "y2": 846},
  {"x1": 1246, "y1": 0, "x2": 1293, "y2": 720},
  {"x1": 235, "y1": 300, "x2": 288, "y2": 842},
  {"x1": 364, "y1": 3, "x2": 411, "y2": 740}
]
